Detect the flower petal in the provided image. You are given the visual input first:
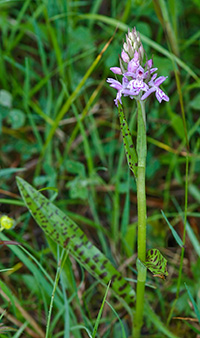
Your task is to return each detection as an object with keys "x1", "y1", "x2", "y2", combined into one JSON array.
[
  {"x1": 155, "y1": 88, "x2": 169, "y2": 102},
  {"x1": 141, "y1": 87, "x2": 156, "y2": 100},
  {"x1": 107, "y1": 78, "x2": 122, "y2": 91},
  {"x1": 154, "y1": 76, "x2": 168, "y2": 86},
  {"x1": 145, "y1": 58, "x2": 153, "y2": 68}
]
